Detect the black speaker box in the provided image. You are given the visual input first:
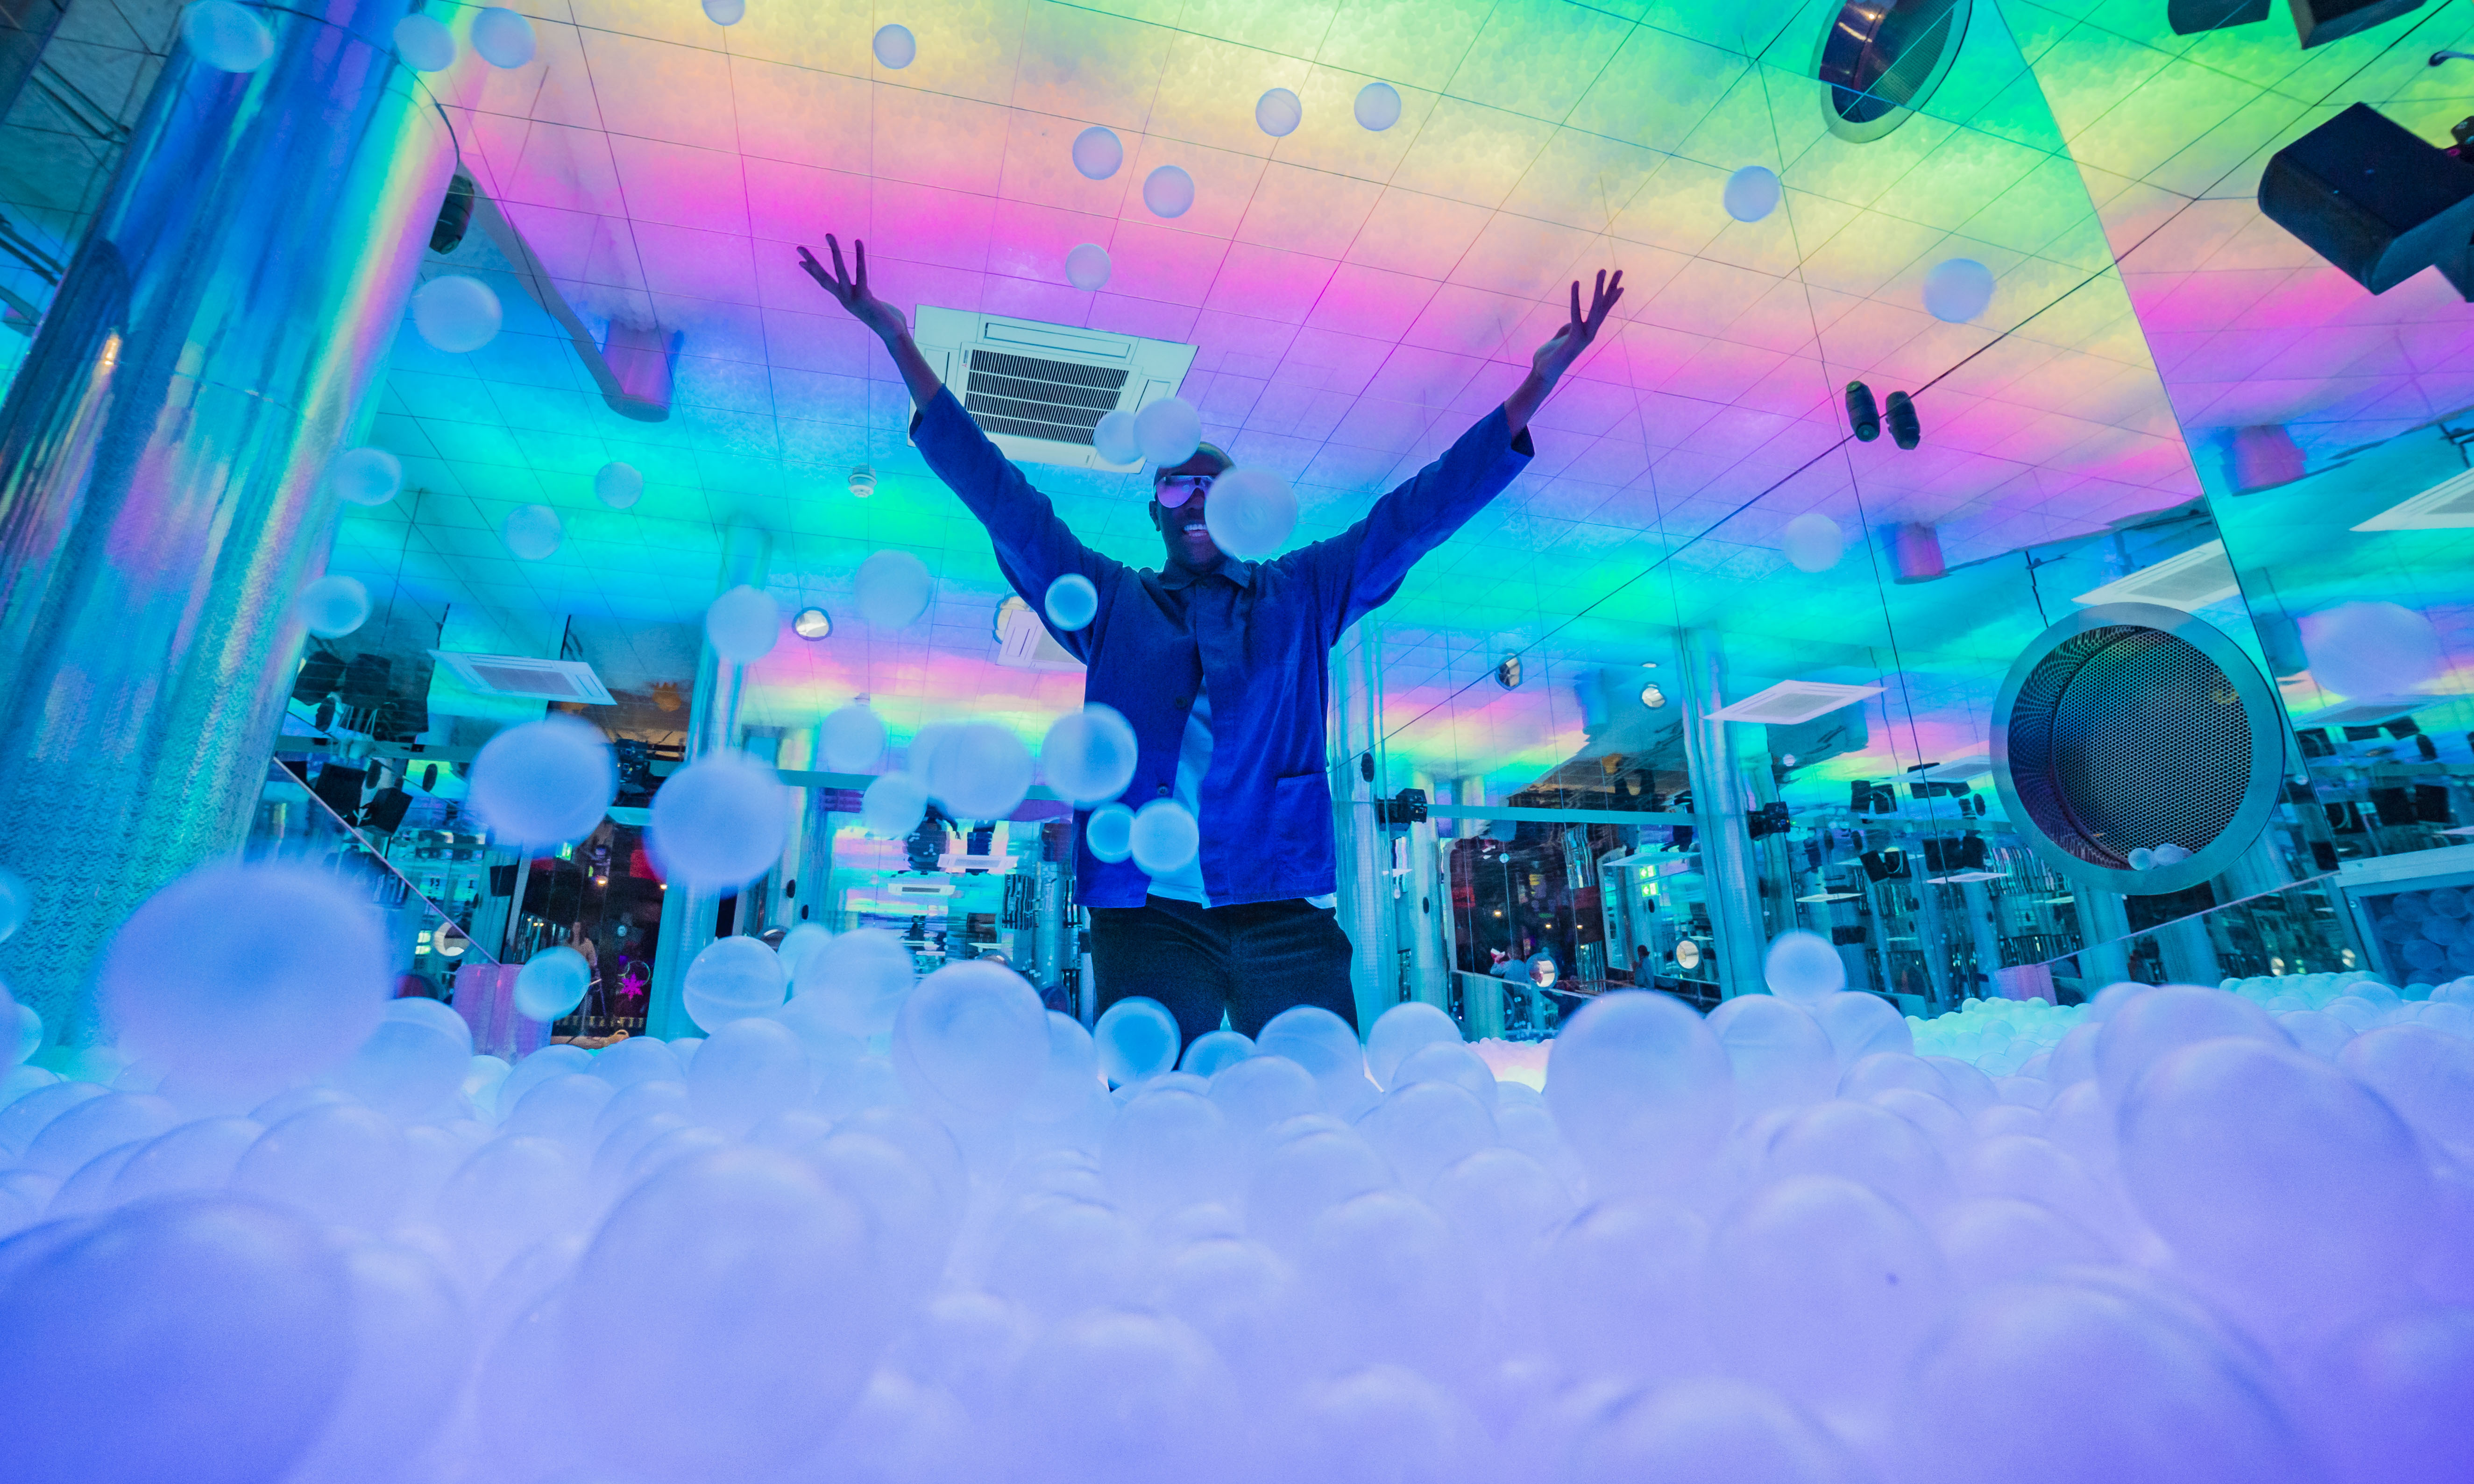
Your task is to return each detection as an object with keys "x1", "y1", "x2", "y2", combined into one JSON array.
[
  {"x1": 362, "y1": 786, "x2": 413, "y2": 834},
  {"x1": 2259, "y1": 103, "x2": 2474, "y2": 298},
  {"x1": 2287, "y1": 0, "x2": 2428, "y2": 49},
  {"x1": 2169, "y1": 0, "x2": 2269, "y2": 31},
  {"x1": 312, "y1": 763, "x2": 366, "y2": 823}
]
